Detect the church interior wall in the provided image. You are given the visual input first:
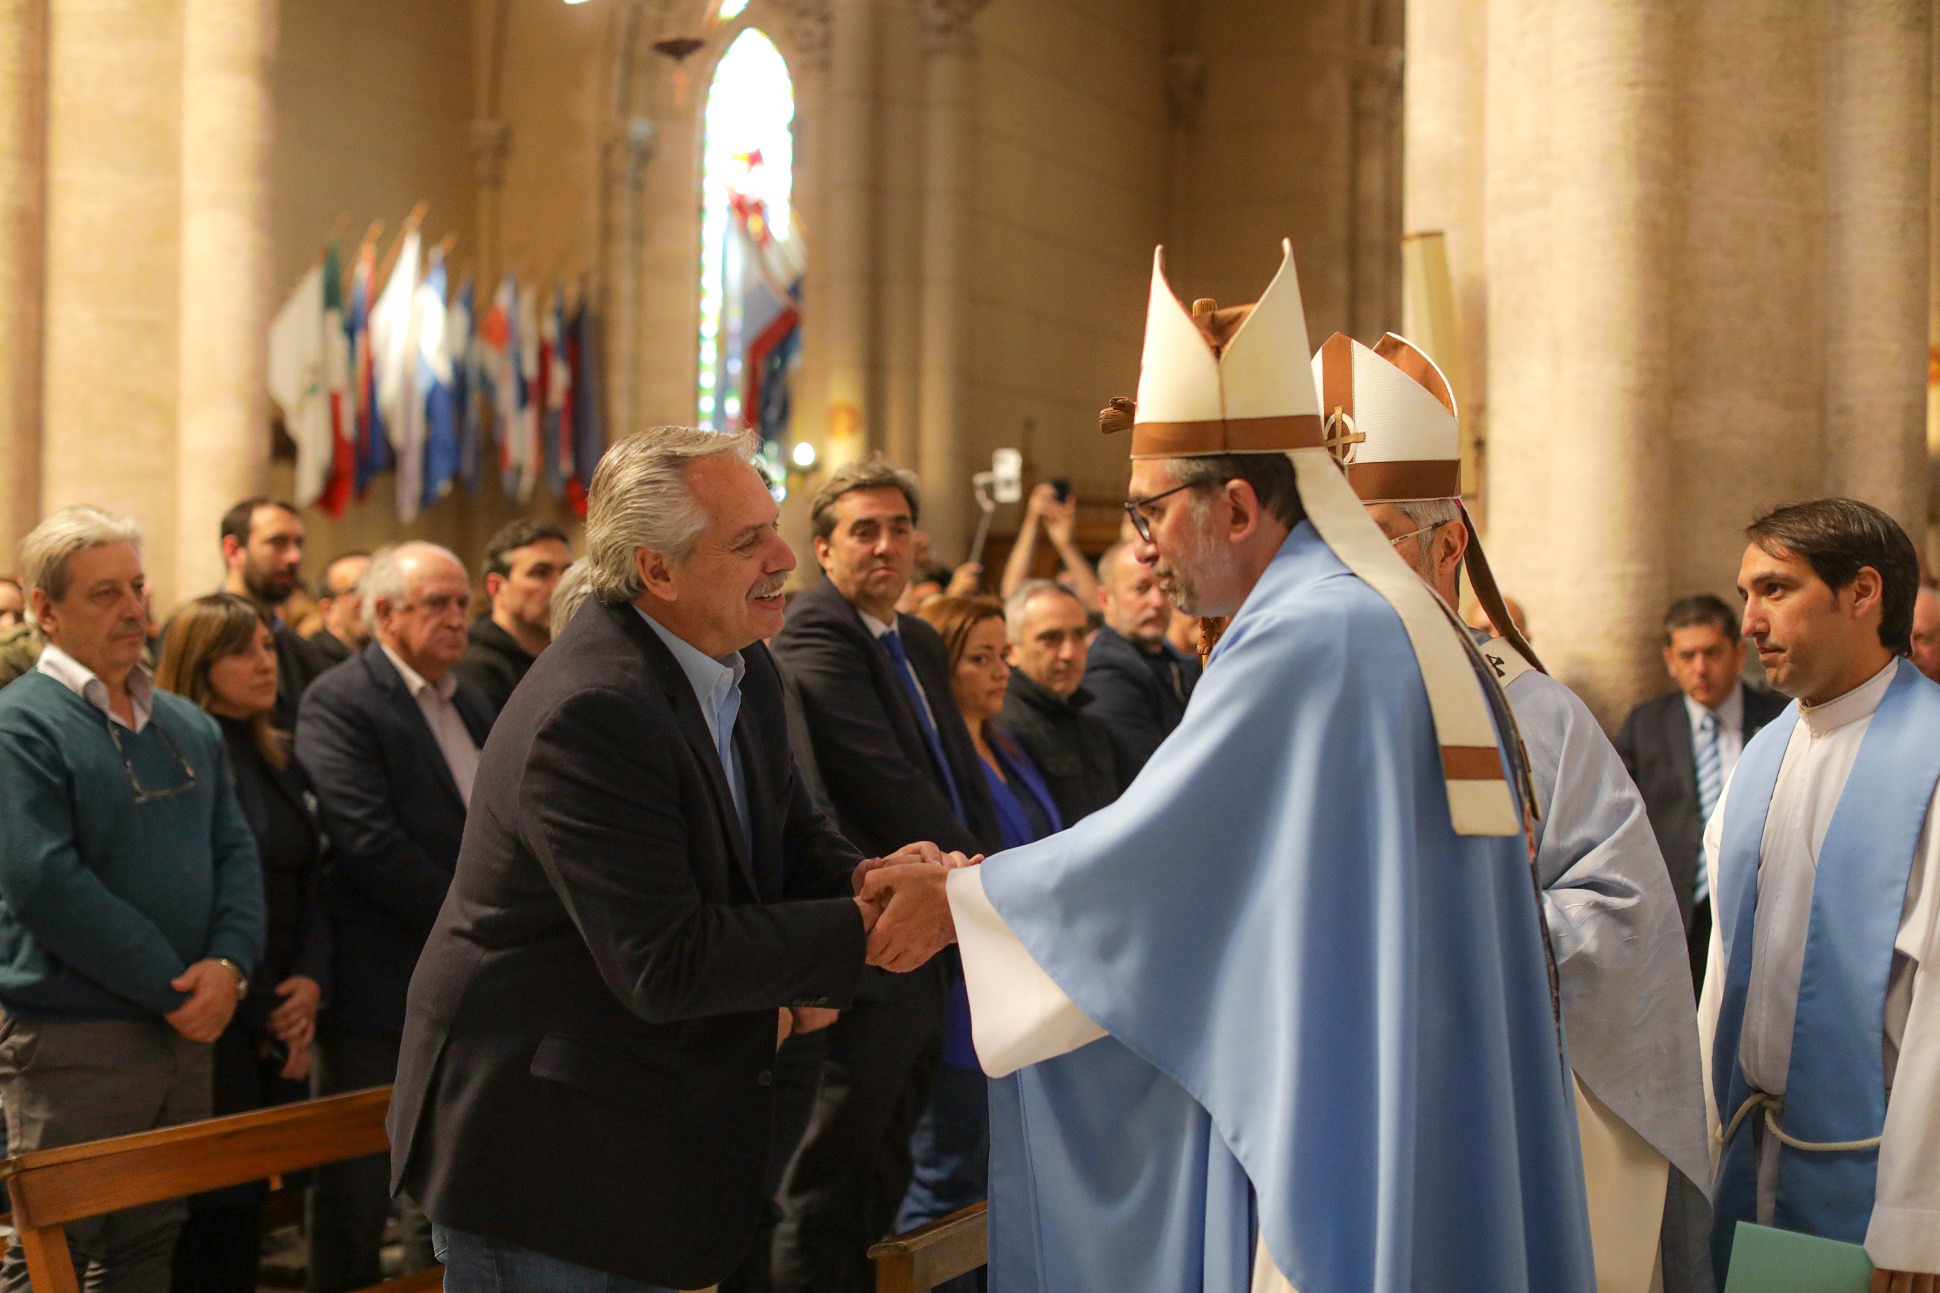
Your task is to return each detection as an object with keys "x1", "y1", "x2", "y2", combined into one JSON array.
[{"x1": 960, "y1": 0, "x2": 1169, "y2": 529}]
